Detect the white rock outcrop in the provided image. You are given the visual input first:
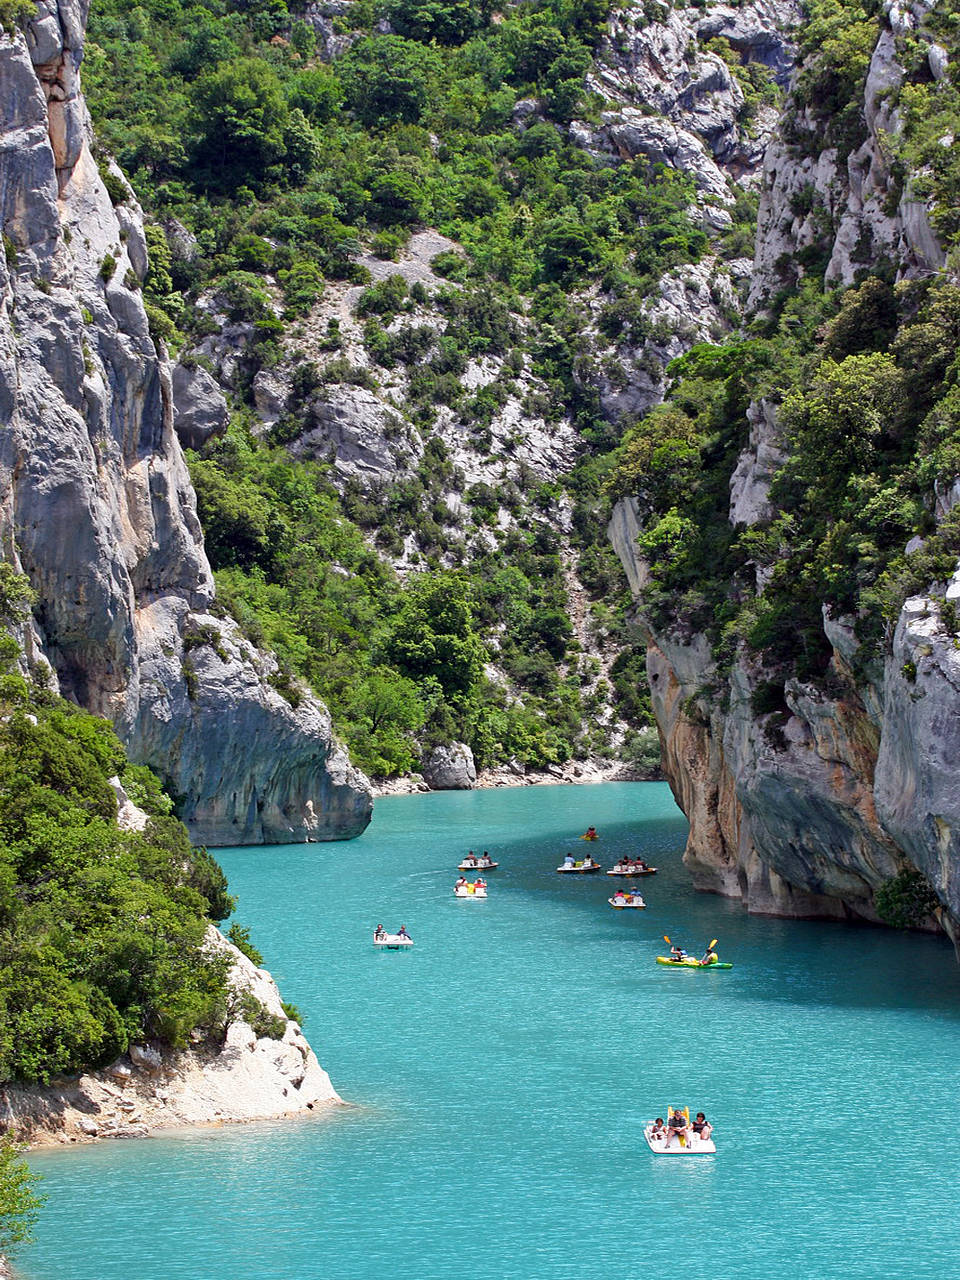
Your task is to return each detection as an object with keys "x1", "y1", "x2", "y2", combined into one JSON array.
[{"x1": 0, "y1": 930, "x2": 342, "y2": 1146}]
